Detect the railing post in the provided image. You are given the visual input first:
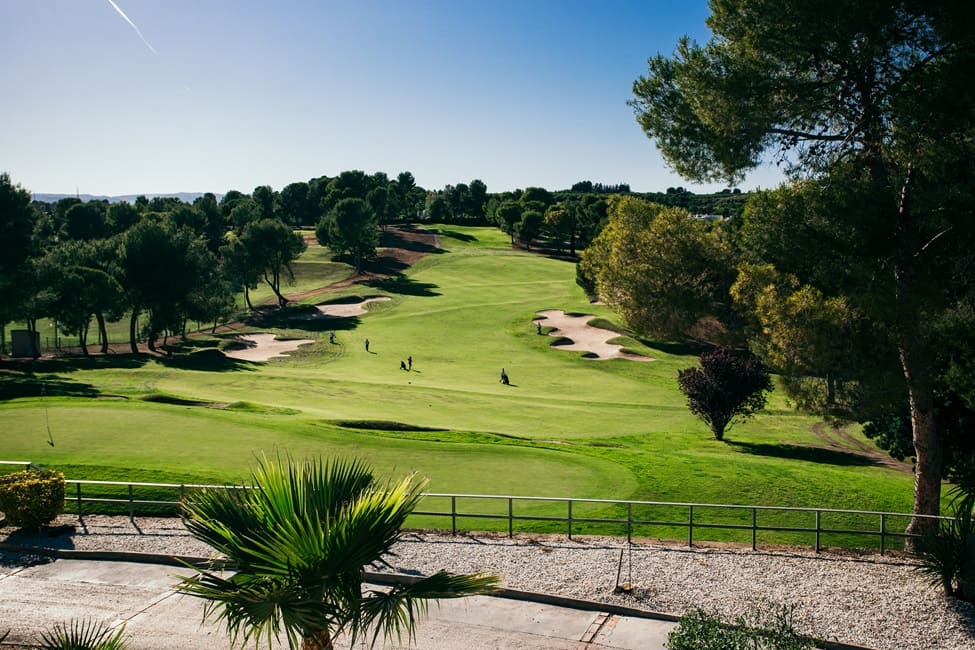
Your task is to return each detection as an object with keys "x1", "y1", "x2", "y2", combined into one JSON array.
[
  {"x1": 880, "y1": 514, "x2": 886, "y2": 556},
  {"x1": 752, "y1": 508, "x2": 758, "y2": 551},
  {"x1": 567, "y1": 499, "x2": 573, "y2": 540},
  {"x1": 627, "y1": 502, "x2": 632, "y2": 544},
  {"x1": 451, "y1": 496, "x2": 456, "y2": 536},
  {"x1": 815, "y1": 510, "x2": 821, "y2": 553},
  {"x1": 508, "y1": 498, "x2": 513, "y2": 538},
  {"x1": 688, "y1": 505, "x2": 694, "y2": 547},
  {"x1": 76, "y1": 482, "x2": 83, "y2": 519},
  {"x1": 128, "y1": 484, "x2": 134, "y2": 521}
]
